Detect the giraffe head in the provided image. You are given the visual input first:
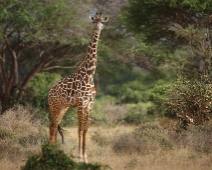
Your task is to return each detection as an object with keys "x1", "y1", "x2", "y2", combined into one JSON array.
[{"x1": 90, "y1": 12, "x2": 108, "y2": 32}]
